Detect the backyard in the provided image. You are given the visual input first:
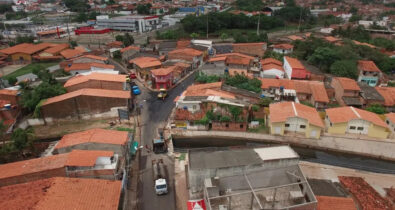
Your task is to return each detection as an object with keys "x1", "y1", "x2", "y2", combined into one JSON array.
[{"x1": 3, "y1": 62, "x2": 58, "y2": 80}]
